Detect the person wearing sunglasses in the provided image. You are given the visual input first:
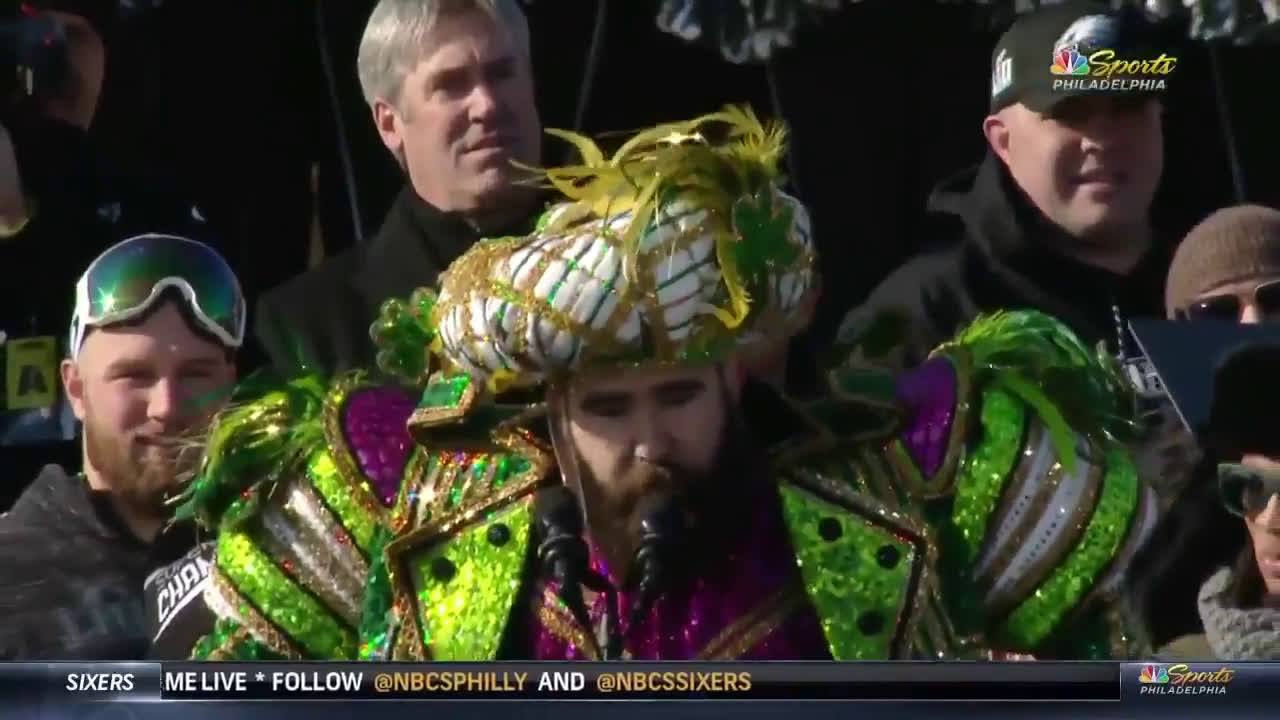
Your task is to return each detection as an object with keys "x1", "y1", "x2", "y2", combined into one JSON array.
[
  {"x1": 1130, "y1": 205, "x2": 1280, "y2": 517},
  {"x1": 1140, "y1": 342, "x2": 1280, "y2": 660},
  {"x1": 1166, "y1": 204, "x2": 1280, "y2": 324},
  {"x1": 0, "y1": 233, "x2": 243, "y2": 660}
]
